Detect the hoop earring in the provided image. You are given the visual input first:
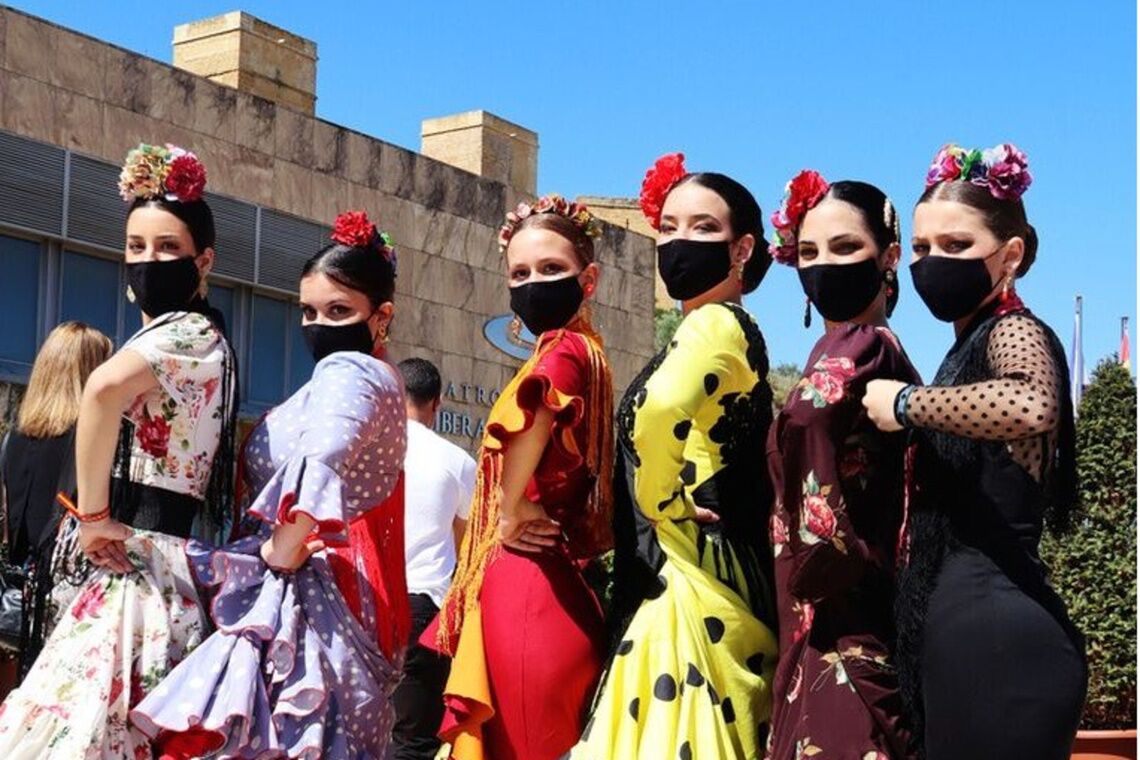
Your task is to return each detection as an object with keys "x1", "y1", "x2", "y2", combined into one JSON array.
[
  {"x1": 377, "y1": 323, "x2": 391, "y2": 344},
  {"x1": 803, "y1": 296, "x2": 812, "y2": 328}
]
